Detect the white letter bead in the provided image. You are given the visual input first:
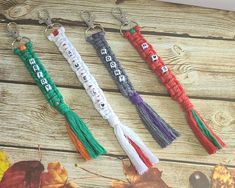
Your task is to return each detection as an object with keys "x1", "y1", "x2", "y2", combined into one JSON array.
[
  {"x1": 141, "y1": 43, "x2": 149, "y2": 50},
  {"x1": 110, "y1": 61, "x2": 117, "y2": 69},
  {"x1": 45, "y1": 84, "x2": 52, "y2": 92},
  {"x1": 41, "y1": 78, "x2": 48, "y2": 85},
  {"x1": 151, "y1": 55, "x2": 158, "y2": 62},
  {"x1": 66, "y1": 50, "x2": 74, "y2": 57},
  {"x1": 118, "y1": 75, "x2": 126, "y2": 82},
  {"x1": 37, "y1": 72, "x2": 43, "y2": 79},
  {"x1": 105, "y1": 56, "x2": 112, "y2": 62},
  {"x1": 100, "y1": 48, "x2": 107, "y2": 55},
  {"x1": 33, "y1": 65, "x2": 40, "y2": 72},
  {"x1": 29, "y1": 58, "x2": 36, "y2": 65},
  {"x1": 161, "y1": 66, "x2": 168, "y2": 73},
  {"x1": 114, "y1": 69, "x2": 121, "y2": 76}
]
